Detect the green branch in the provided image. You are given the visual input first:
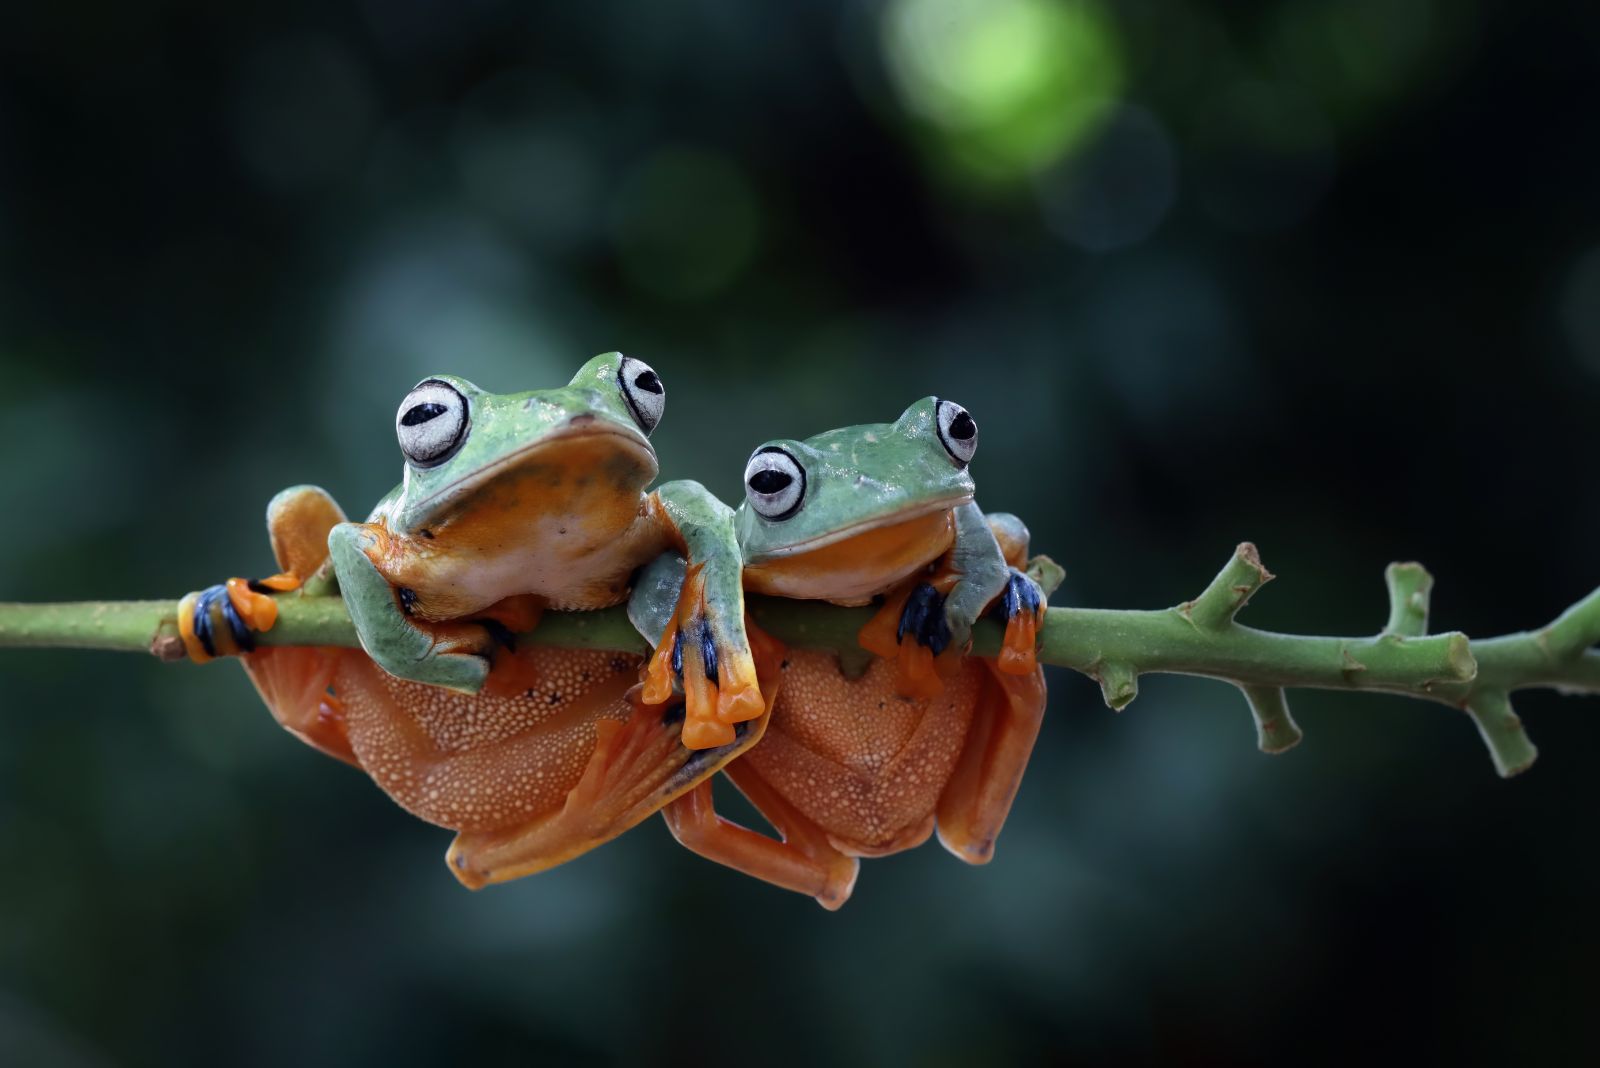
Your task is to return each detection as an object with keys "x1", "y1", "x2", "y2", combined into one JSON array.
[{"x1": 1, "y1": 543, "x2": 1596, "y2": 778}]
